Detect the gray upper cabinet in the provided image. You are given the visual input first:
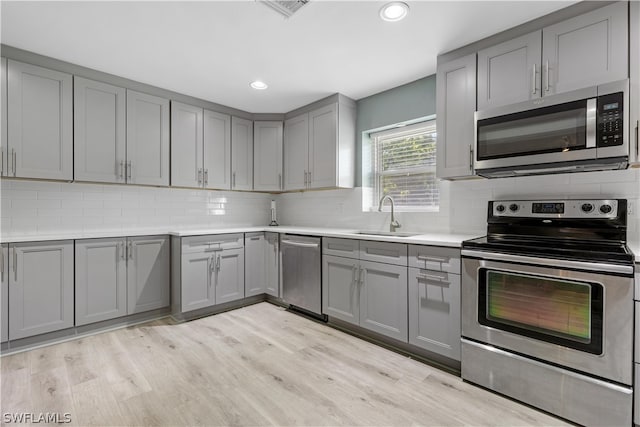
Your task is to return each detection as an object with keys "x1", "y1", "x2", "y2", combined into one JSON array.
[
  {"x1": 9, "y1": 241, "x2": 74, "y2": 340},
  {"x1": 630, "y1": 0, "x2": 640, "y2": 166},
  {"x1": 283, "y1": 113, "x2": 309, "y2": 191},
  {"x1": 204, "y1": 109, "x2": 231, "y2": 190},
  {"x1": 215, "y1": 247, "x2": 245, "y2": 304},
  {"x1": 1, "y1": 244, "x2": 8, "y2": 343},
  {"x1": 231, "y1": 116, "x2": 253, "y2": 191},
  {"x1": 436, "y1": 53, "x2": 476, "y2": 179},
  {"x1": 74, "y1": 77, "x2": 127, "y2": 183},
  {"x1": 127, "y1": 236, "x2": 170, "y2": 314},
  {"x1": 171, "y1": 101, "x2": 203, "y2": 188},
  {"x1": 253, "y1": 121, "x2": 283, "y2": 192},
  {"x1": 7, "y1": 60, "x2": 72, "y2": 180},
  {"x1": 477, "y1": 31, "x2": 542, "y2": 110},
  {"x1": 408, "y1": 267, "x2": 461, "y2": 361},
  {"x1": 75, "y1": 238, "x2": 127, "y2": 326},
  {"x1": 308, "y1": 104, "x2": 338, "y2": 189},
  {"x1": 542, "y1": 2, "x2": 628, "y2": 96},
  {"x1": 245, "y1": 232, "x2": 266, "y2": 297},
  {"x1": 1, "y1": 58, "x2": 7, "y2": 177},
  {"x1": 126, "y1": 89, "x2": 170, "y2": 186},
  {"x1": 265, "y1": 232, "x2": 279, "y2": 297}
]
